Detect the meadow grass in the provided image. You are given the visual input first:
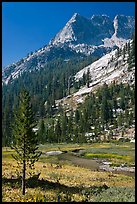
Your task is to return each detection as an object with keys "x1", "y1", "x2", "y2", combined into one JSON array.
[
  {"x1": 79, "y1": 142, "x2": 135, "y2": 166},
  {"x1": 84, "y1": 153, "x2": 131, "y2": 160},
  {"x1": 2, "y1": 142, "x2": 135, "y2": 202}
]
